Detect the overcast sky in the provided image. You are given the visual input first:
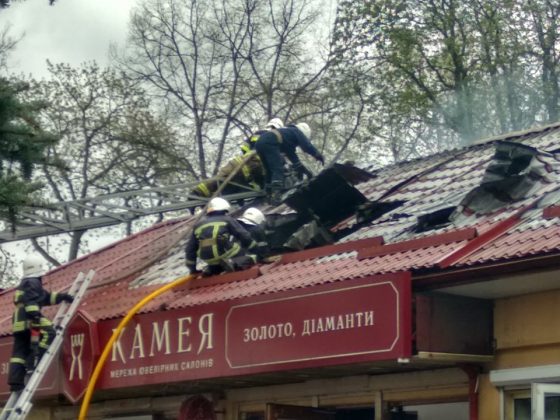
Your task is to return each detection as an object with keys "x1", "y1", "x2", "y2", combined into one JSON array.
[{"x1": 1, "y1": 0, "x2": 137, "y2": 78}]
